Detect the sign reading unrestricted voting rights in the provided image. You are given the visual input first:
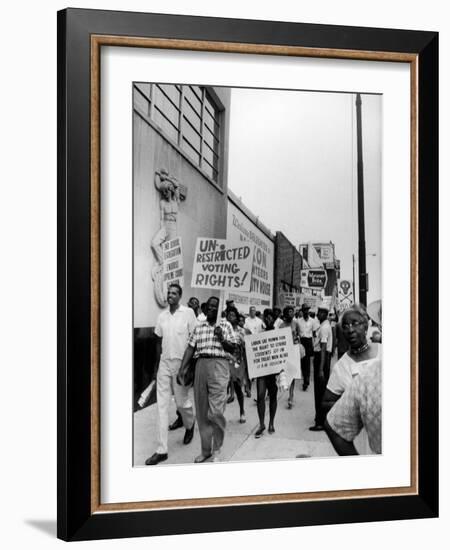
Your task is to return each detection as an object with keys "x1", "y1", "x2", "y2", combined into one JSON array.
[
  {"x1": 191, "y1": 237, "x2": 253, "y2": 291},
  {"x1": 162, "y1": 237, "x2": 184, "y2": 293},
  {"x1": 223, "y1": 201, "x2": 275, "y2": 311},
  {"x1": 245, "y1": 327, "x2": 300, "y2": 380}
]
